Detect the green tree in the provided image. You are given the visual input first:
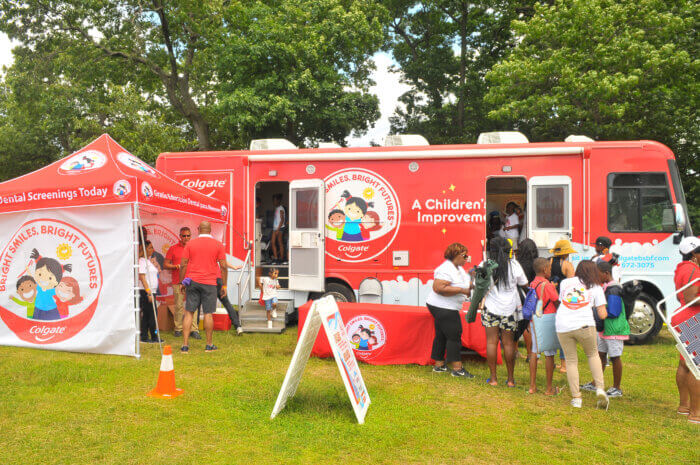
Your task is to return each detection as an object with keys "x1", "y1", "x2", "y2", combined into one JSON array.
[
  {"x1": 486, "y1": 0, "x2": 699, "y2": 229},
  {"x1": 385, "y1": 0, "x2": 539, "y2": 144},
  {"x1": 0, "y1": 0, "x2": 386, "y2": 152}
]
